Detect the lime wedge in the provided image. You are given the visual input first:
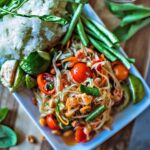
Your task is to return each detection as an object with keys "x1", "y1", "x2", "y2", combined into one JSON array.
[{"x1": 129, "y1": 74, "x2": 145, "y2": 104}]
